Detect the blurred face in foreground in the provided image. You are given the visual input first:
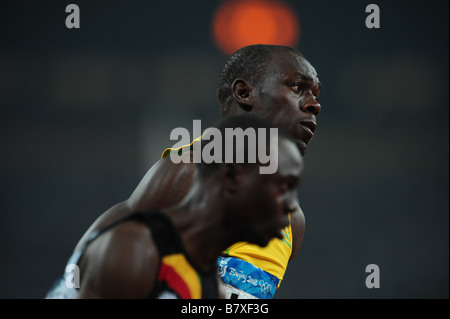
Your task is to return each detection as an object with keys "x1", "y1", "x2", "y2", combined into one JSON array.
[{"x1": 223, "y1": 138, "x2": 303, "y2": 247}]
